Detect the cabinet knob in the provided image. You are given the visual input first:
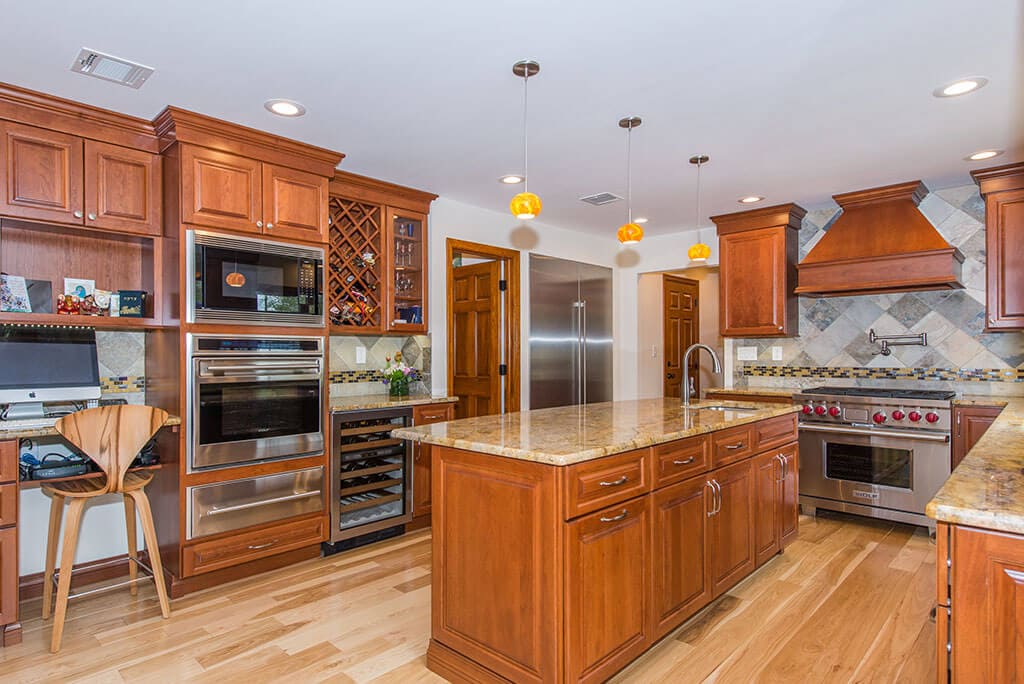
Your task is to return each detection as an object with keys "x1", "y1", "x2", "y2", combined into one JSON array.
[
  {"x1": 256, "y1": 221, "x2": 263, "y2": 228},
  {"x1": 73, "y1": 210, "x2": 83, "y2": 218},
  {"x1": 989, "y1": 317, "x2": 996, "y2": 324},
  {"x1": 778, "y1": 326, "x2": 784, "y2": 331},
  {"x1": 87, "y1": 213, "x2": 97, "y2": 221},
  {"x1": 266, "y1": 223, "x2": 274, "y2": 230}
]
